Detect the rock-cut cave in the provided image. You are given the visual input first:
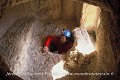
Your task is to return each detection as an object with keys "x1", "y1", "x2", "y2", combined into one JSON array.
[{"x1": 0, "y1": 0, "x2": 120, "y2": 80}]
